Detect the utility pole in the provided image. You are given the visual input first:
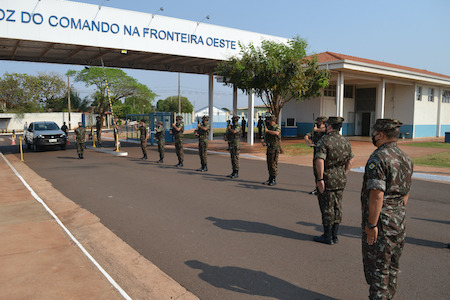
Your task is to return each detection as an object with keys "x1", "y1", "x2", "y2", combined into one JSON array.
[
  {"x1": 67, "y1": 75, "x2": 72, "y2": 130},
  {"x1": 178, "y1": 72, "x2": 181, "y2": 114}
]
